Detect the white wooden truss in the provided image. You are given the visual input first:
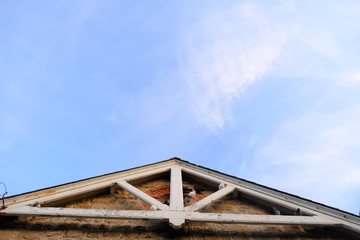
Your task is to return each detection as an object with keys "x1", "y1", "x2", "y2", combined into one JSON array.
[{"x1": 1, "y1": 158, "x2": 359, "y2": 235}]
